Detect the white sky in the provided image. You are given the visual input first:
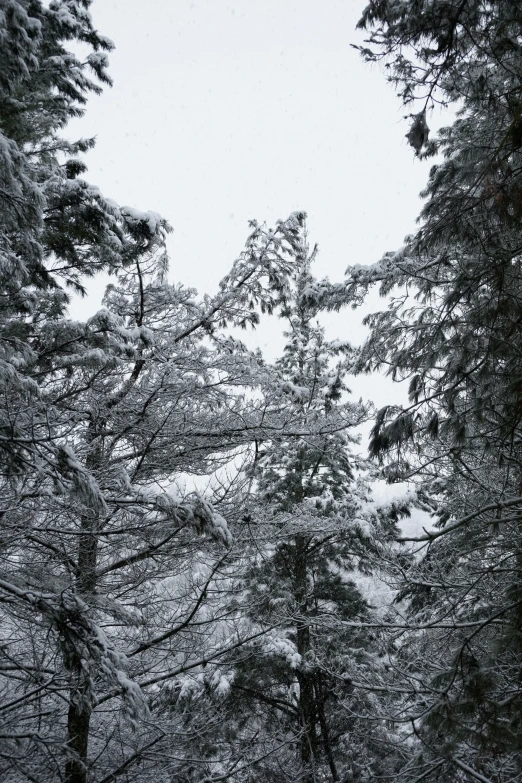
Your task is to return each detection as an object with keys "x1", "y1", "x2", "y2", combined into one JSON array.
[{"x1": 69, "y1": 0, "x2": 441, "y2": 409}]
